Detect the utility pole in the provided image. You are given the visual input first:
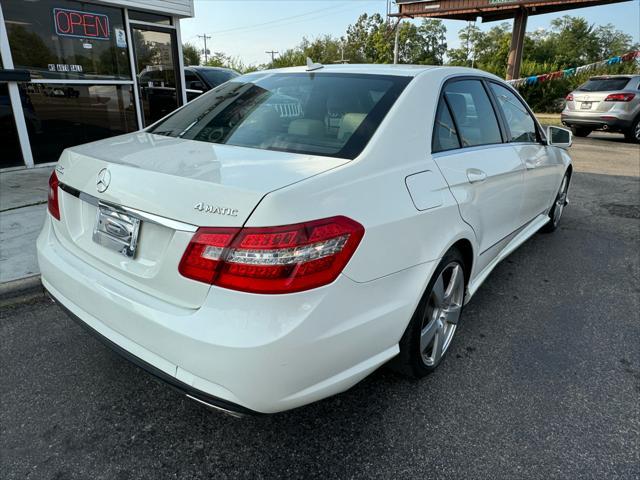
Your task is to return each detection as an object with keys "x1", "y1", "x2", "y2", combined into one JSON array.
[
  {"x1": 265, "y1": 50, "x2": 279, "y2": 63},
  {"x1": 393, "y1": 18, "x2": 401, "y2": 64},
  {"x1": 197, "y1": 34, "x2": 211, "y2": 63},
  {"x1": 506, "y1": 9, "x2": 528, "y2": 80},
  {"x1": 333, "y1": 43, "x2": 350, "y2": 64}
]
